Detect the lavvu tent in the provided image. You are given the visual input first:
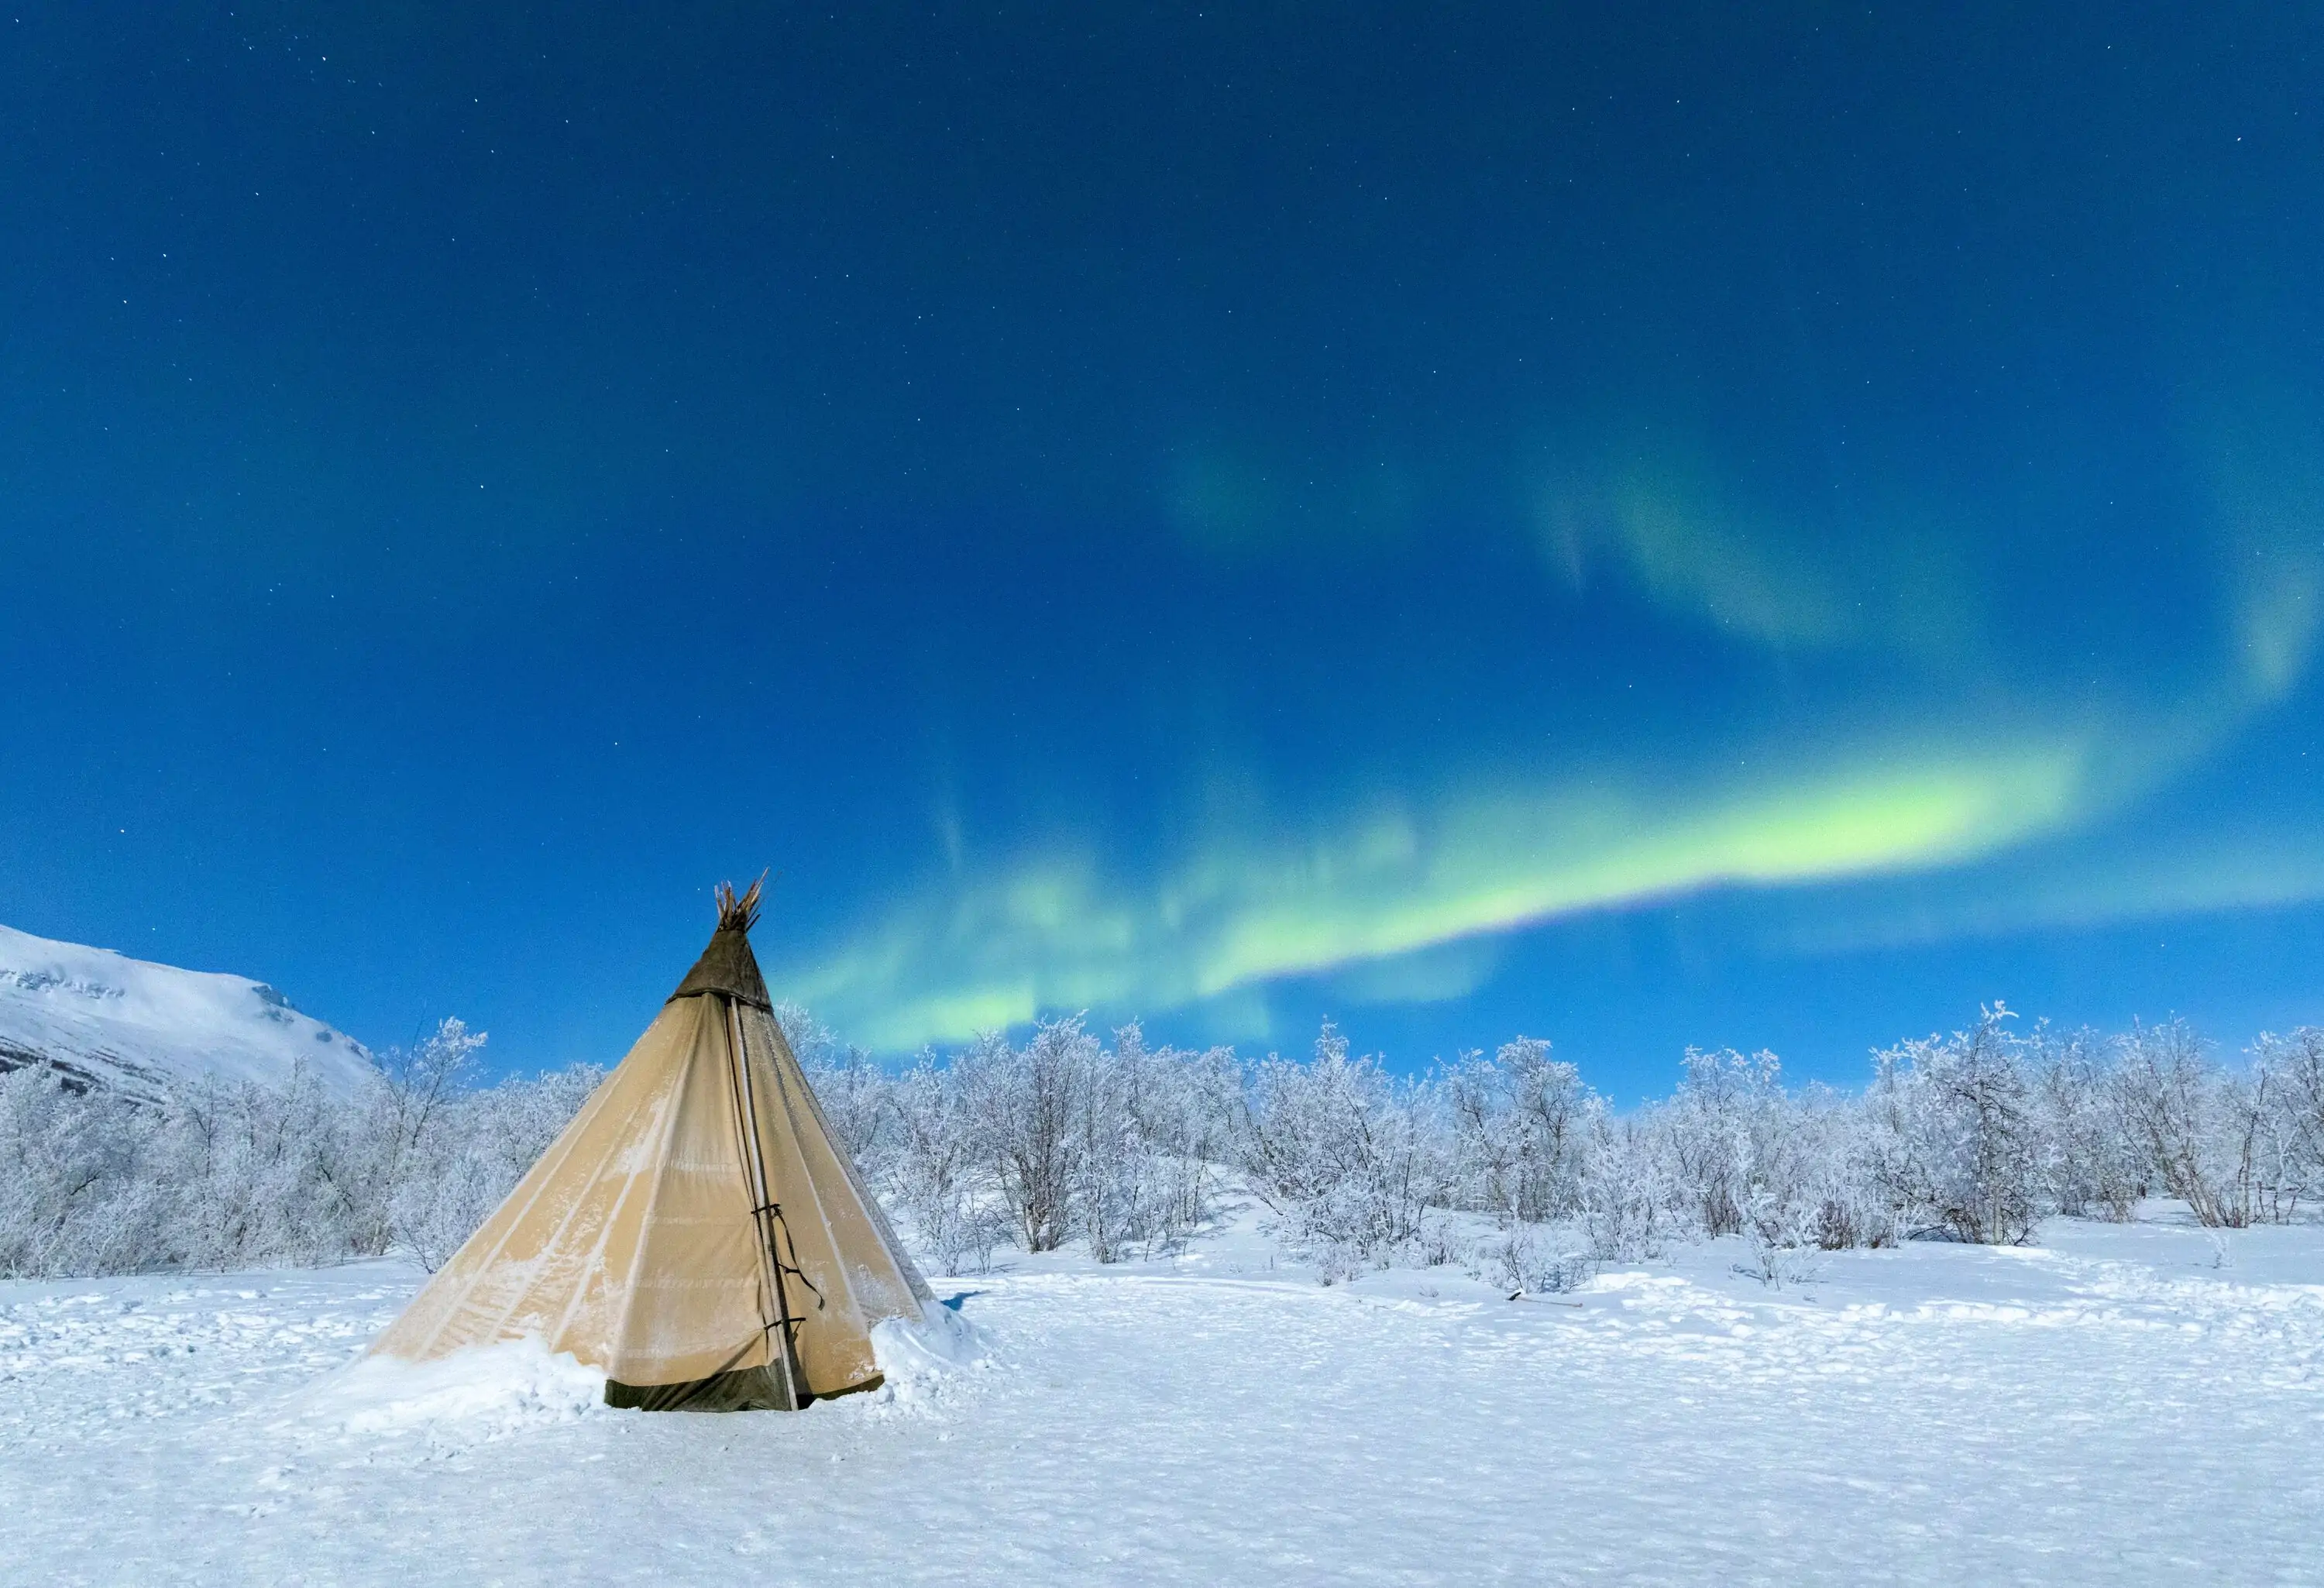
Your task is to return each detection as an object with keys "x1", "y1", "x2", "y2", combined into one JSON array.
[{"x1": 369, "y1": 879, "x2": 933, "y2": 1410}]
